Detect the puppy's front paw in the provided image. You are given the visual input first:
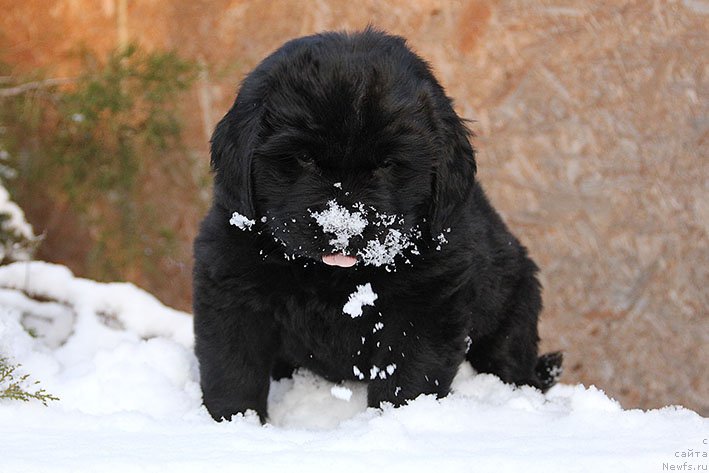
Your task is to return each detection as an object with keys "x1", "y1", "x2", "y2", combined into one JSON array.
[
  {"x1": 535, "y1": 351, "x2": 564, "y2": 392},
  {"x1": 203, "y1": 396, "x2": 267, "y2": 424}
]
